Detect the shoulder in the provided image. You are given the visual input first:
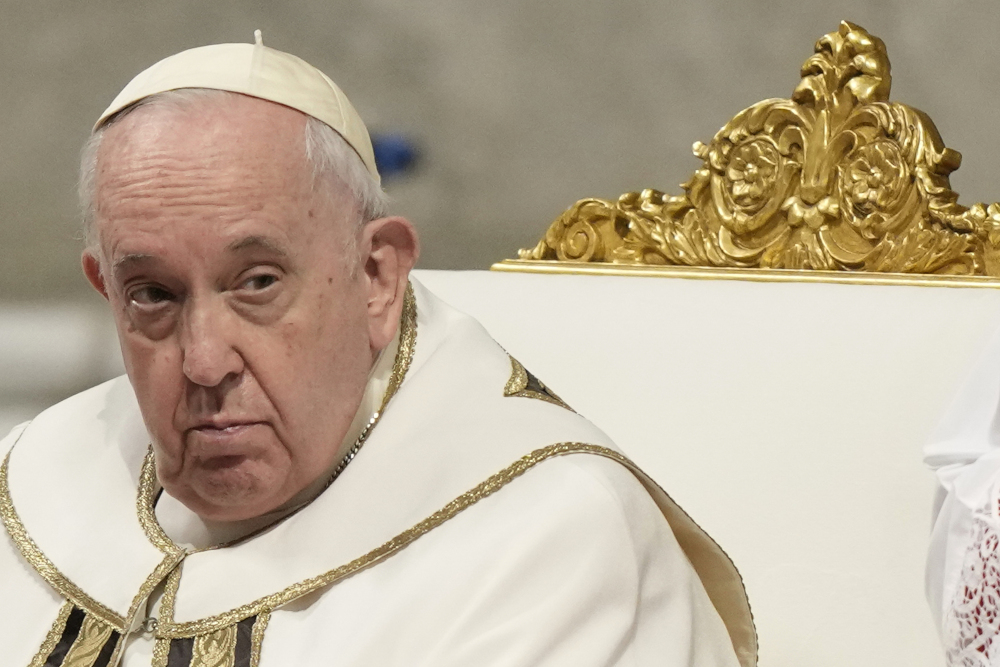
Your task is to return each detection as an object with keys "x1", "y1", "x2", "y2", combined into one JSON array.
[
  {"x1": 526, "y1": 452, "x2": 672, "y2": 542},
  {"x1": 8, "y1": 376, "x2": 138, "y2": 439},
  {"x1": 350, "y1": 450, "x2": 739, "y2": 666},
  {"x1": 1, "y1": 375, "x2": 147, "y2": 473},
  {"x1": 445, "y1": 450, "x2": 687, "y2": 581}
]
